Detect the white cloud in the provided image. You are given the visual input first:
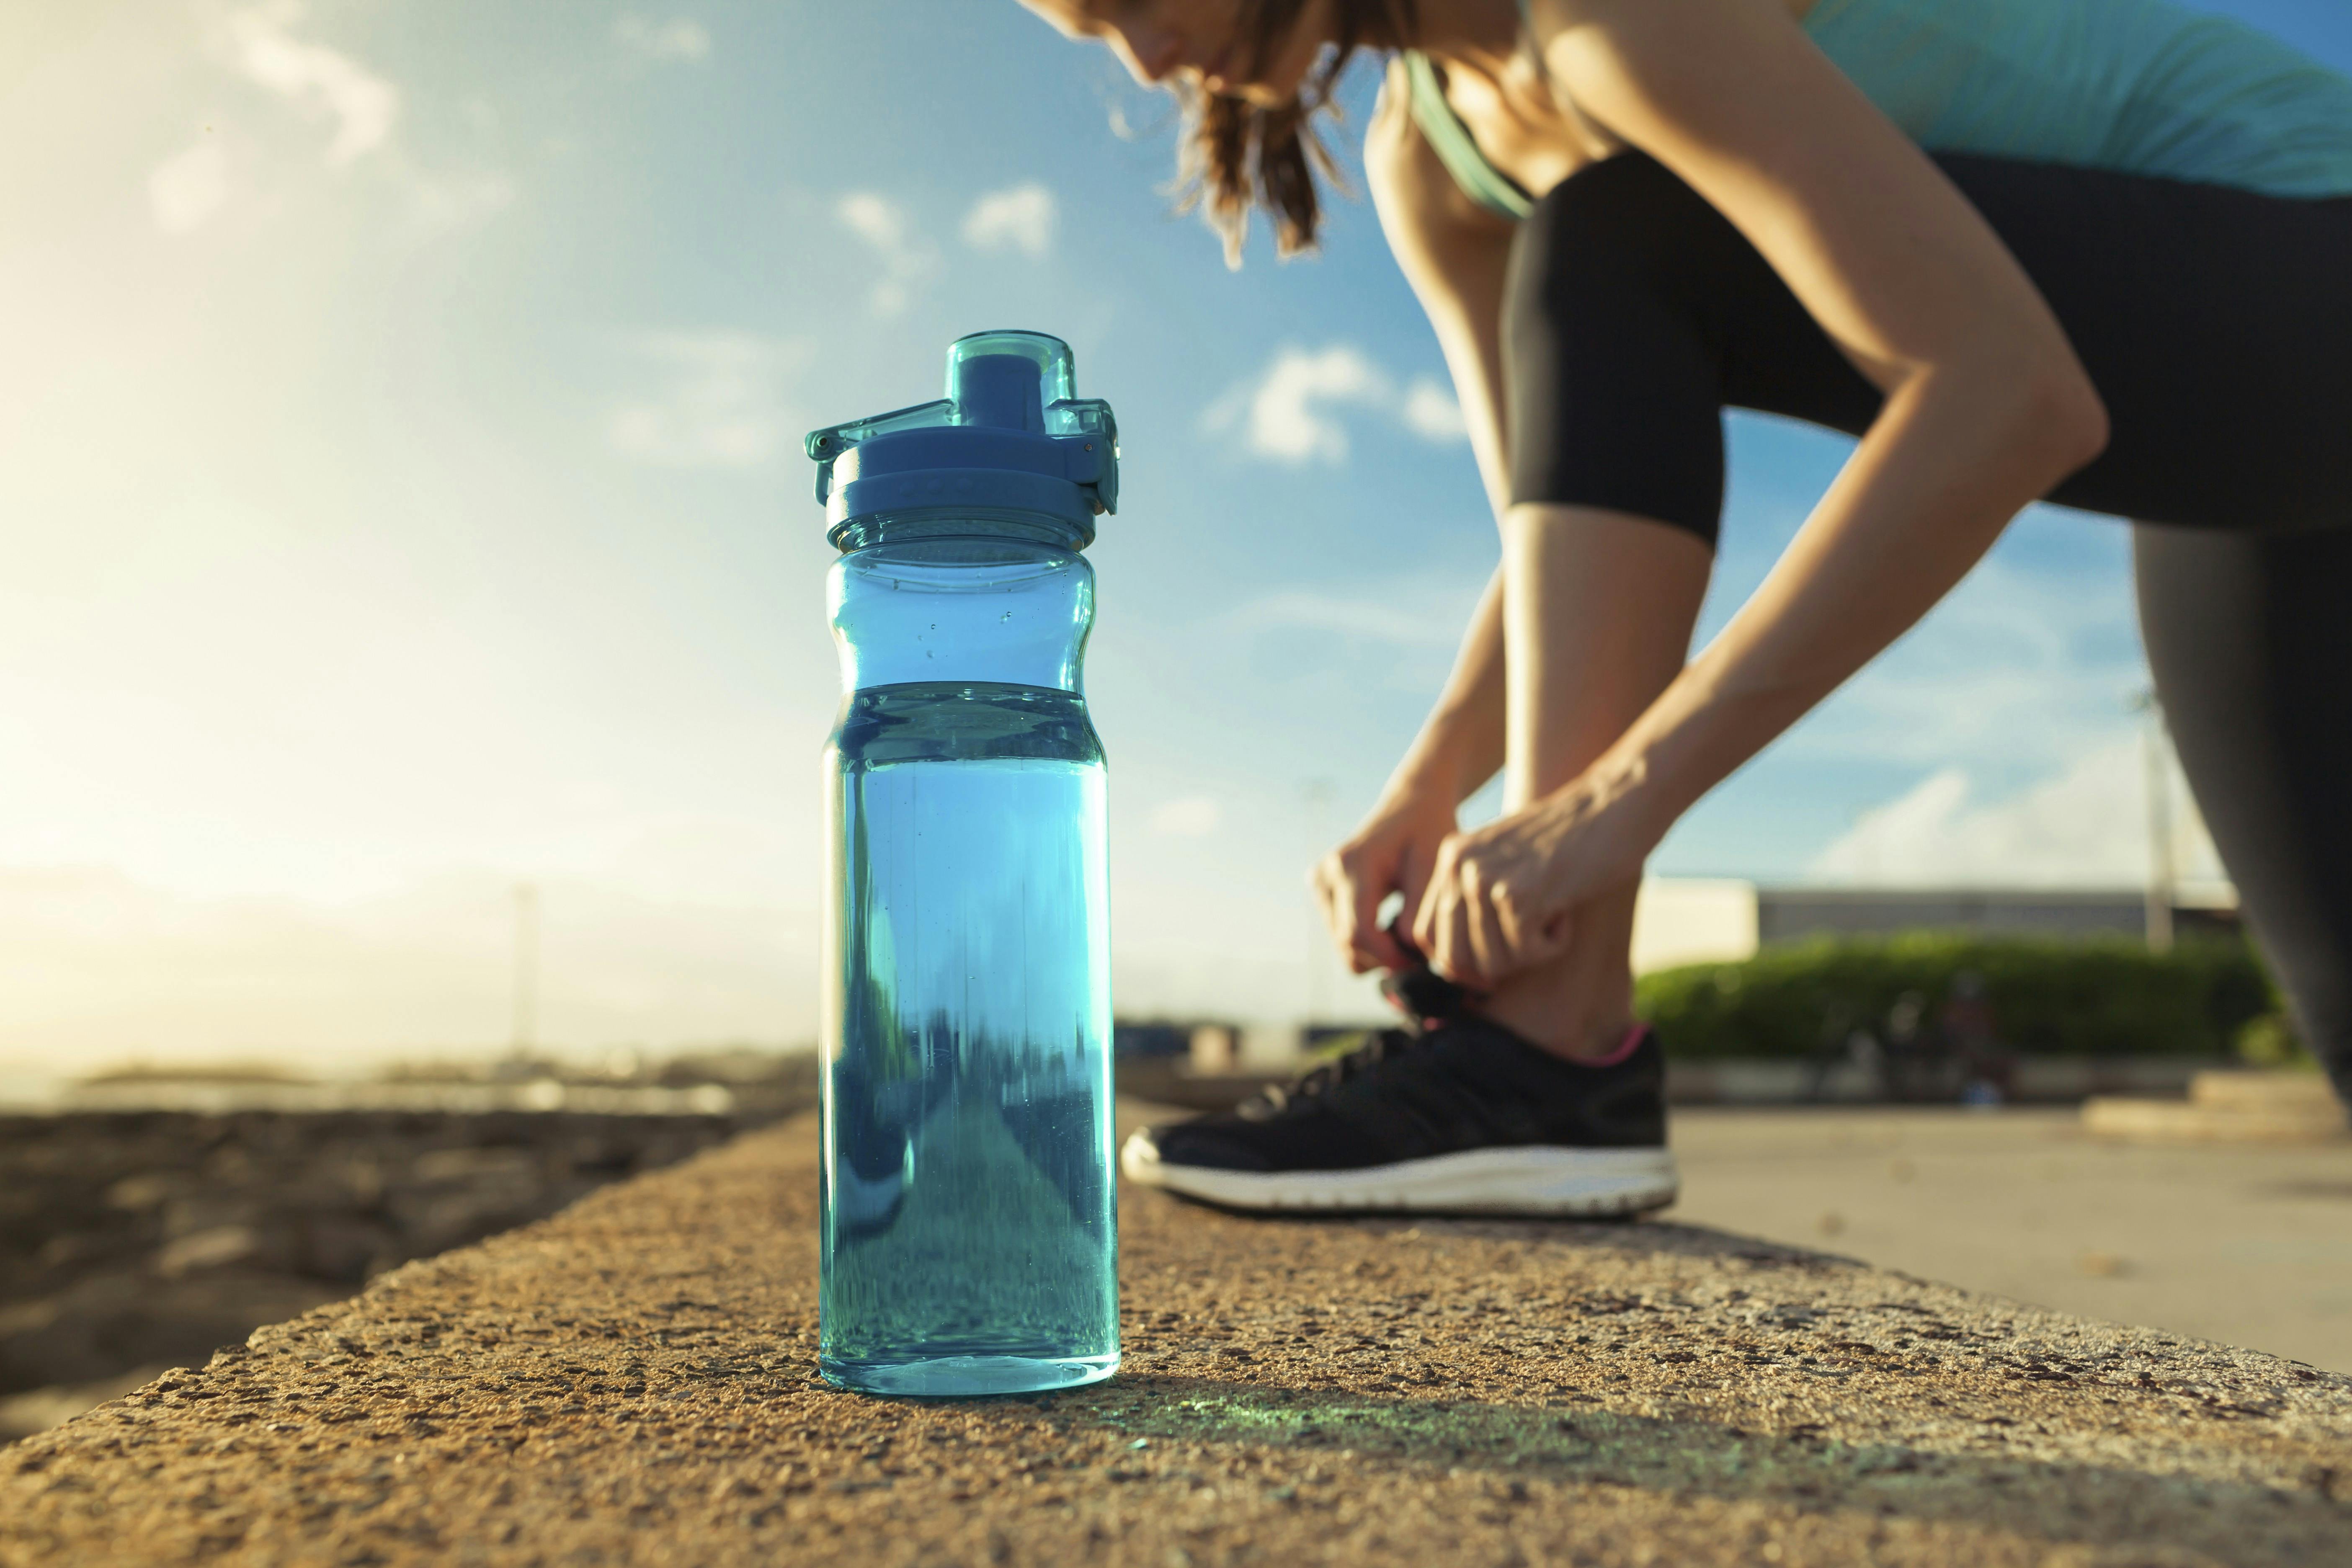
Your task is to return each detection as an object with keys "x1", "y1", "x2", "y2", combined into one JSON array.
[
  {"x1": 1205, "y1": 344, "x2": 1390, "y2": 464},
  {"x1": 1401, "y1": 377, "x2": 1468, "y2": 444},
  {"x1": 188, "y1": 3, "x2": 507, "y2": 242},
  {"x1": 221, "y1": 1, "x2": 399, "y2": 166},
  {"x1": 614, "y1": 15, "x2": 711, "y2": 61},
  {"x1": 961, "y1": 183, "x2": 1057, "y2": 258},
  {"x1": 148, "y1": 141, "x2": 231, "y2": 234},
  {"x1": 1148, "y1": 797, "x2": 1222, "y2": 837},
  {"x1": 606, "y1": 332, "x2": 810, "y2": 468},
  {"x1": 1204, "y1": 345, "x2": 1467, "y2": 464},
  {"x1": 1809, "y1": 736, "x2": 2226, "y2": 890},
  {"x1": 836, "y1": 191, "x2": 940, "y2": 317}
]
